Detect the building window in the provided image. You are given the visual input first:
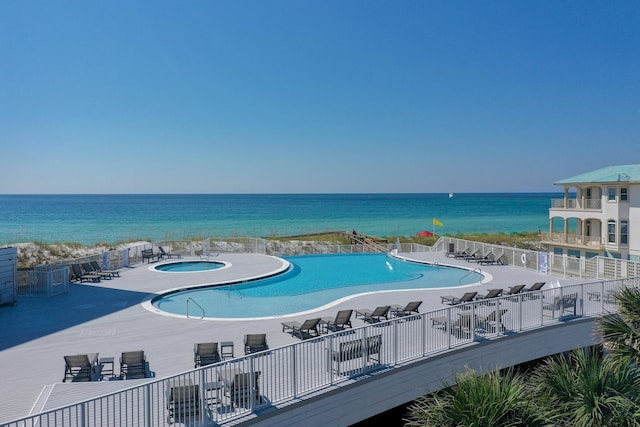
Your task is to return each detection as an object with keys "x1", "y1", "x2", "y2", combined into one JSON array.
[
  {"x1": 608, "y1": 220, "x2": 616, "y2": 243},
  {"x1": 620, "y1": 187, "x2": 628, "y2": 201},
  {"x1": 553, "y1": 247, "x2": 563, "y2": 255},
  {"x1": 608, "y1": 187, "x2": 616, "y2": 201},
  {"x1": 621, "y1": 220, "x2": 628, "y2": 244}
]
